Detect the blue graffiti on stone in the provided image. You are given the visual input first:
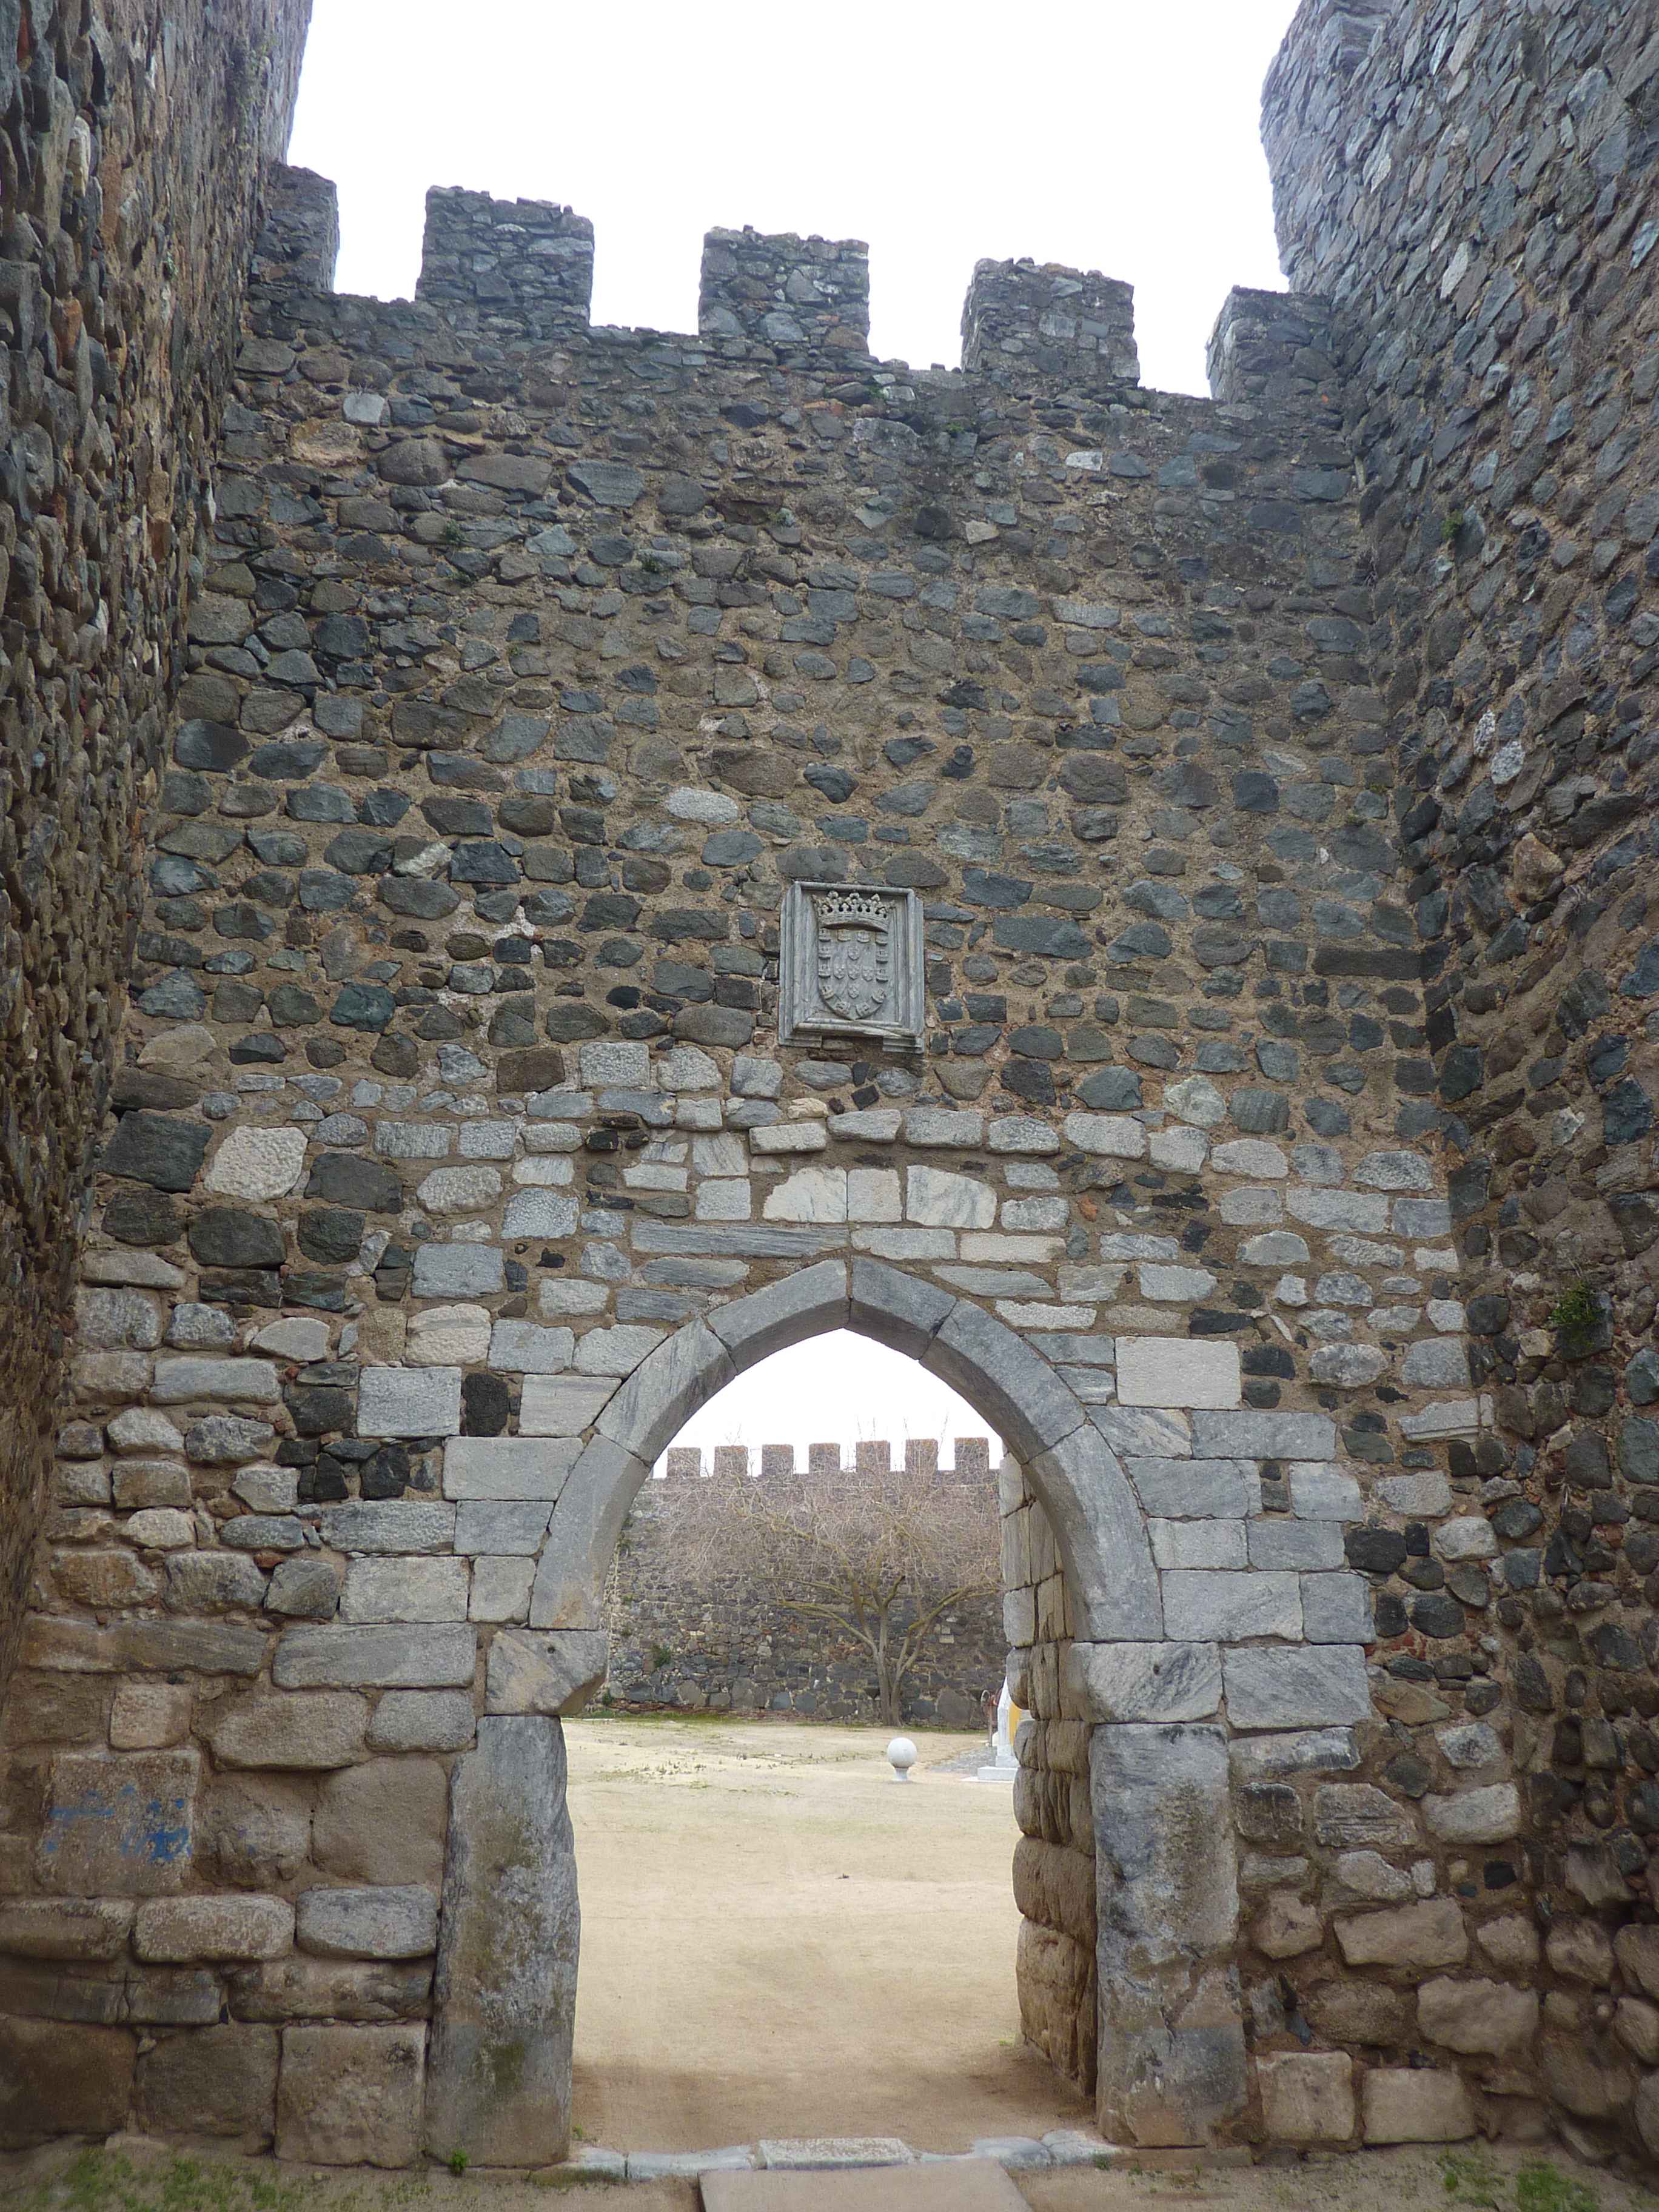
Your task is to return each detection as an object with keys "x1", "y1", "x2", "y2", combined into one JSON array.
[{"x1": 39, "y1": 1776, "x2": 192, "y2": 1867}]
